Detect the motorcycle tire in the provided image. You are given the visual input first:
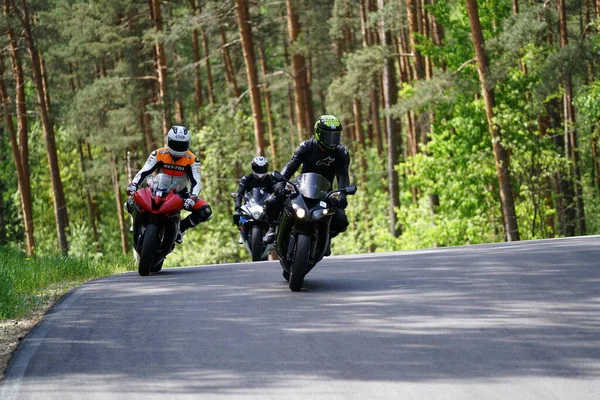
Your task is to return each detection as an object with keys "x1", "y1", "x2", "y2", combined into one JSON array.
[
  {"x1": 151, "y1": 259, "x2": 164, "y2": 273},
  {"x1": 289, "y1": 233, "x2": 311, "y2": 292},
  {"x1": 251, "y1": 226, "x2": 263, "y2": 262},
  {"x1": 139, "y1": 224, "x2": 159, "y2": 276}
]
